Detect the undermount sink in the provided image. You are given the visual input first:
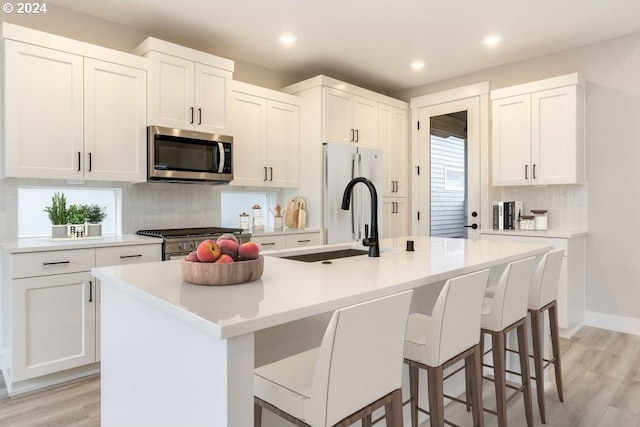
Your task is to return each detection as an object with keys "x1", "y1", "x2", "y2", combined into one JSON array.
[{"x1": 280, "y1": 248, "x2": 369, "y2": 263}]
